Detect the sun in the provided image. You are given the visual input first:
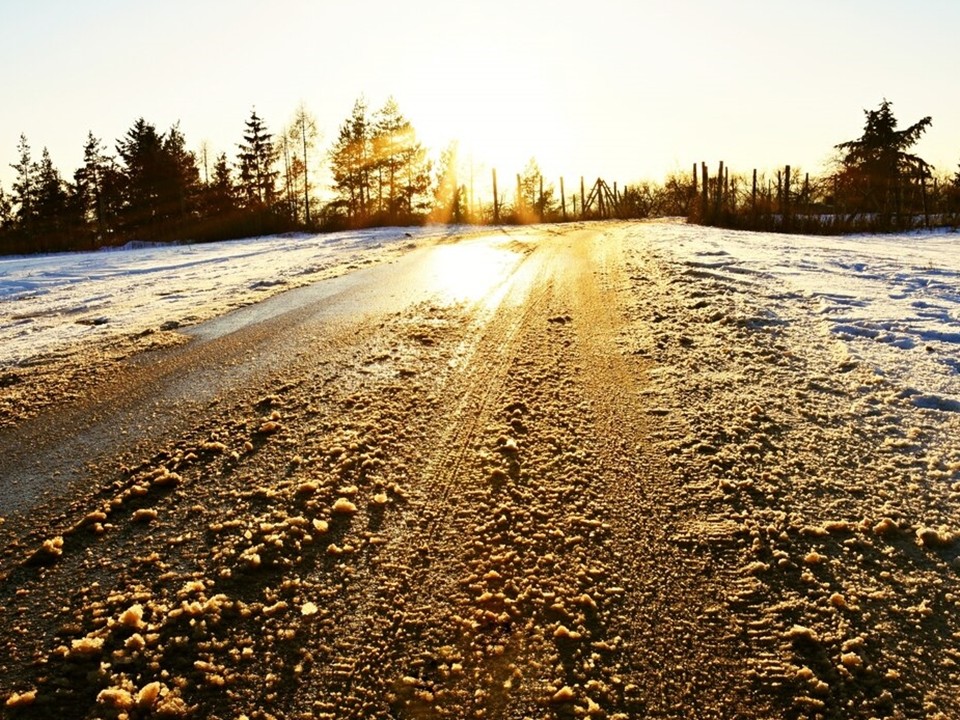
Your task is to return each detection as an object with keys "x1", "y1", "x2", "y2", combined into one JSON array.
[{"x1": 409, "y1": 31, "x2": 573, "y2": 191}]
